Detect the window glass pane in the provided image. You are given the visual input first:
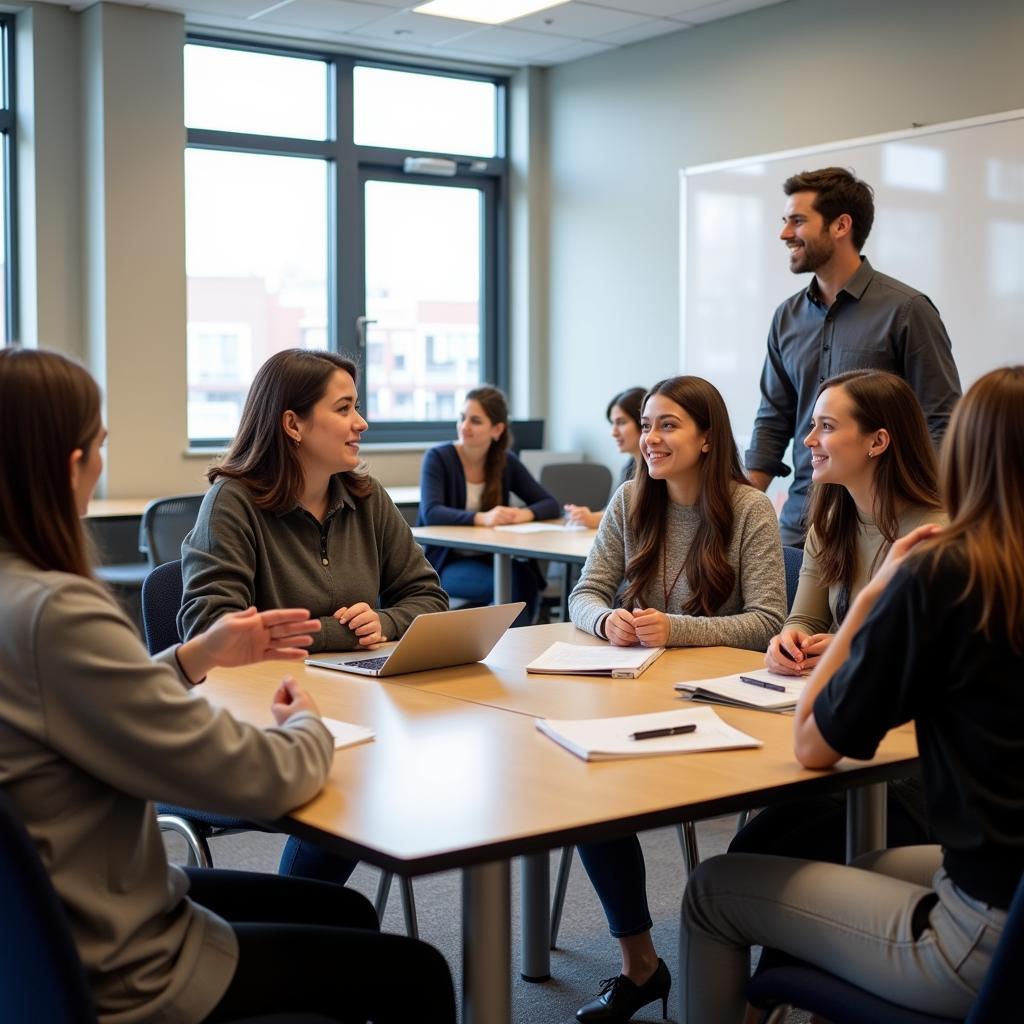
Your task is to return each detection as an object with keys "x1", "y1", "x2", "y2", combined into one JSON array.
[
  {"x1": 364, "y1": 180, "x2": 482, "y2": 421},
  {"x1": 185, "y1": 149, "x2": 328, "y2": 441},
  {"x1": 354, "y1": 67, "x2": 496, "y2": 157},
  {"x1": 184, "y1": 44, "x2": 328, "y2": 140}
]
